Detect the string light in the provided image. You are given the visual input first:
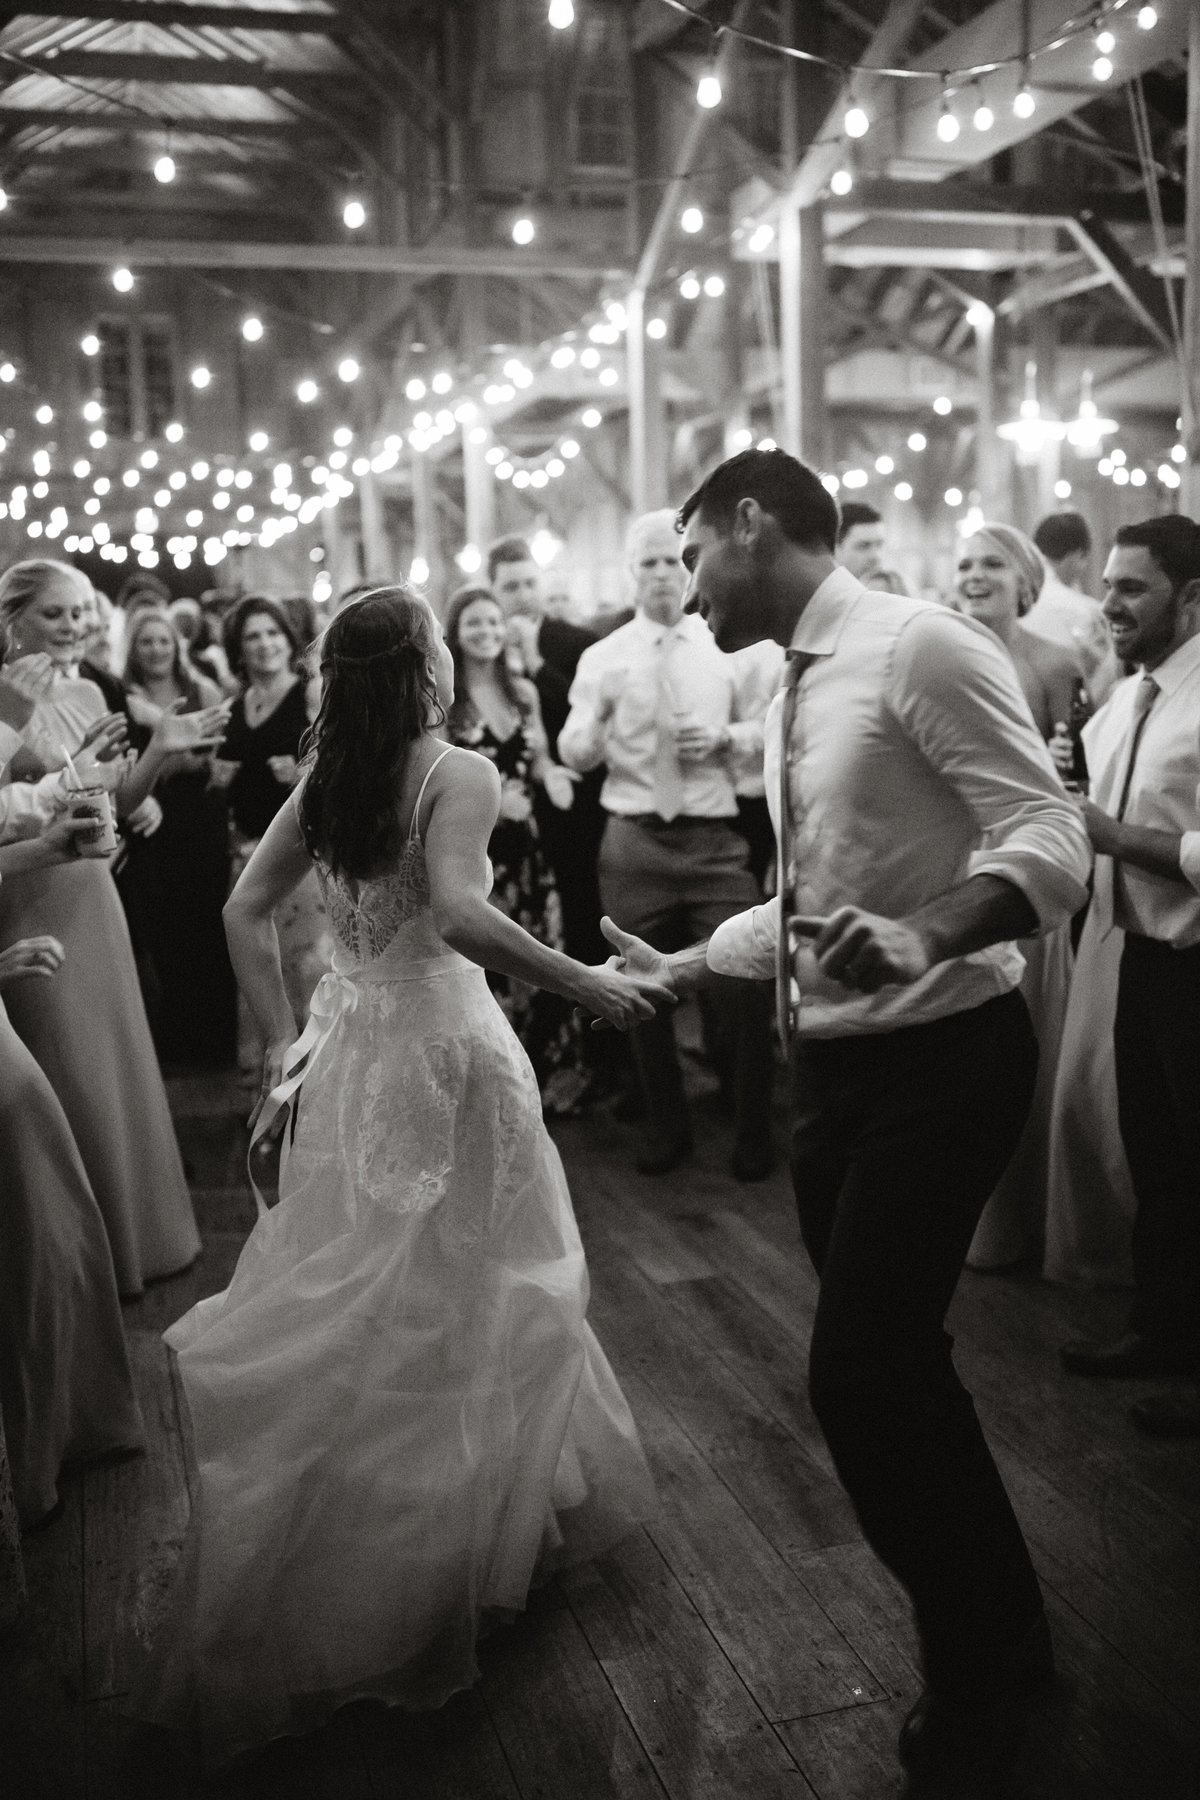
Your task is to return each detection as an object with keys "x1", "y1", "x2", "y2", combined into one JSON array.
[
  {"x1": 242, "y1": 315, "x2": 264, "y2": 342},
  {"x1": 248, "y1": 430, "x2": 269, "y2": 452},
  {"x1": 153, "y1": 154, "x2": 176, "y2": 184},
  {"x1": 512, "y1": 216, "x2": 536, "y2": 245},
  {"x1": 973, "y1": 92, "x2": 994, "y2": 132},
  {"x1": 830, "y1": 167, "x2": 853, "y2": 197},
  {"x1": 1092, "y1": 31, "x2": 1114, "y2": 81},
  {"x1": 681, "y1": 205, "x2": 704, "y2": 234},
  {"x1": 936, "y1": 91, "x2": 961, "y2": 143},
  {"x1": 337, "y1": 356, "x2": 361, "y2": 383},
  {"x1": 35, "y1": 404, "x2": 53, "y2": 425},
  {"x1": 81, "y1": 334, "x2": 100, "y2": 355},
  {"x1": 343, "y1": 198, "x2": 366, "y2": 230},
  {"x1": 844, "y1": 99, "x2": 869, "y2": 138},
  {"x1": 112, "y1": 267, "x2": 134, "y2": 292},
  {"x1": 646, "y1": 317, "x2": 668, "y2": 340},
  {"x1": 1137, "y1": 6, "x2": 1157, "y2": 27},
  {"x1": 1013, "y1": 68, "x2": 1036, "y2": 119},
  {"x1": 703, "y1": 274, "x2": 726, "y2": 298},
  {"x1": 547, "y1": 0, "x2": 575, "y2": 28},
  {"x1": 696, "y1": 67, "x2": 722, "y2": 109},
  {"x1": 296, "y1": 379, "x2": 319, "y2": 403},
  {"x1": 165, "y1": 421, "x2": 184, "y2": 442},
  {"x1": 0, "y1": 187, "x2": 6, "y2": 211},
  {"x1": 679, "y1": 273, "x2": 701, "y2": 300},
  {"x1": 190, "y1": 365, "x2": 211, "y2": 389}
]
